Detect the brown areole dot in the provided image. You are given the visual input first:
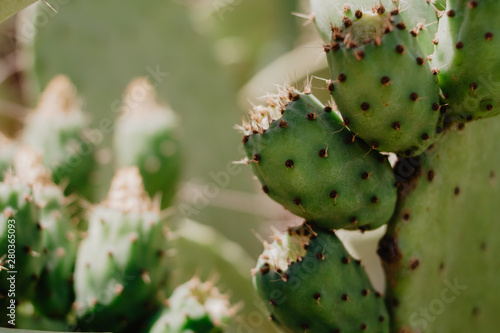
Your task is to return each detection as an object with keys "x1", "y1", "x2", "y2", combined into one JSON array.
[
  {"x1": 416, "y1": 57, "x2": 424, "y2": 65},
  {"x1": 279, "y1": 120, "x2": 288, "y2": 128},
  {"x1": 329, "y1": 190, "x2": 338, "y2": 199},
  {"x1": 316, "y1": 252, "x2": 325, "y2": 260},
  {"x1": 350, "y1": 216, "x2": 358, "y2": 224},
  {"x1": 342, "y1": 256, "x2": 350, "y2": 264},
  {"x1": 328, "y1": 82, "x2": 335, "y2": 92},
  {"x1": 395, "y1": 44, "x2": 405, "y2": 54},
  {"x1": 285, "y1": 159, "x2": 294, "y2": 168},
  {"x1": 338, "y1": 73, "x2": 347, "y2": 82},
  {"x1": 361, "y1": 102, "x2": 370, "y2": 111},
  {"x1": 486, "y1": 104, "x2": 493, "y2": 111},
  {"x1": 307, "y1": 113, "x2": 316, "y2": 120},
  {"x1": 293, "y1": 197, "x2": 301, "y2": 205},
  {"x1": 371, "y1": 196, "x2": 379, "y2": 204},
  {"x1": 410, "y1": 92, "x2": 419, "y2": 101},
  {"x1": 269, "y1": 298, "x2": 277, "y2": 306},
  {"x1": 313, "y1": 292, "x2": 321, "y2": 300},
  {"x1": 355, "y1": 10, "x2": 363, "y2": 19},
  {"x1": 324, "y1": 106, "x2": 332, "y2": 112},
  {"x1": 432, "y1": 103, "x2": 441, "y2": 111},
  {"x1": 396, "y1": 22, "x2": 406, "y2": 30},
  {"x1": 242, "y1": 136, "x2": 249, "y2": 144},
  {"x1": 470, "y1": 82, "x2": 478, "y2": 91},
  {"x1": 341, "y1": 293, "x2": 349, "y2": 301},
  {"x1": 360, "y1": 323, "x2": 367, "y2": 330},
  {"x1": 454, "y1": 186, "x2": 460, "y2": 195},
  {"x1": 421, "y1": 133, "x2": 429, "y2": 140},
  {"x1": 410, "y1": 258, "x2": 420, "y2": 270},
  {"x1": 319, "y1": 149, "x2": 327, "y2": 158},
  {"x1": 262, "y1": 185, "x2": 269, "y2": 194},
  {"x1": 427, "y1": 170, "x2": 435, "y2": 181},
  {"x1": 362, "y1": 289, "x2": 369, "y2": 296},
  {"x1": 392, "y1": 121, "x2": 401, "y2": 130},
  {"x1": 468, "y1": 0, "x2": 478, "y2": 8},
  {"x1": 447, "y1": 9, "x2": 455, "y2": 17},
  {"x1": 260, "y1": 263, "x2": 270, "y2": 275},
  {"x1": 456, "y1": 41, "x2": 464, "y2": 49},
  {"x1": 355, "y1": 50, "x2": 365, "y2": 60},
  {"x1": 361, "y1": 172, "x2": 370, "y2": 180},
  {"x1": 381, "y1": 76, "x2": 391, "y2": 85},
  {"x1": 485, "y1": 32, "x2": 494, "y2": 41},
  {"x1": 253, "y1": 153, "x2": 261, "y2": 162}
]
